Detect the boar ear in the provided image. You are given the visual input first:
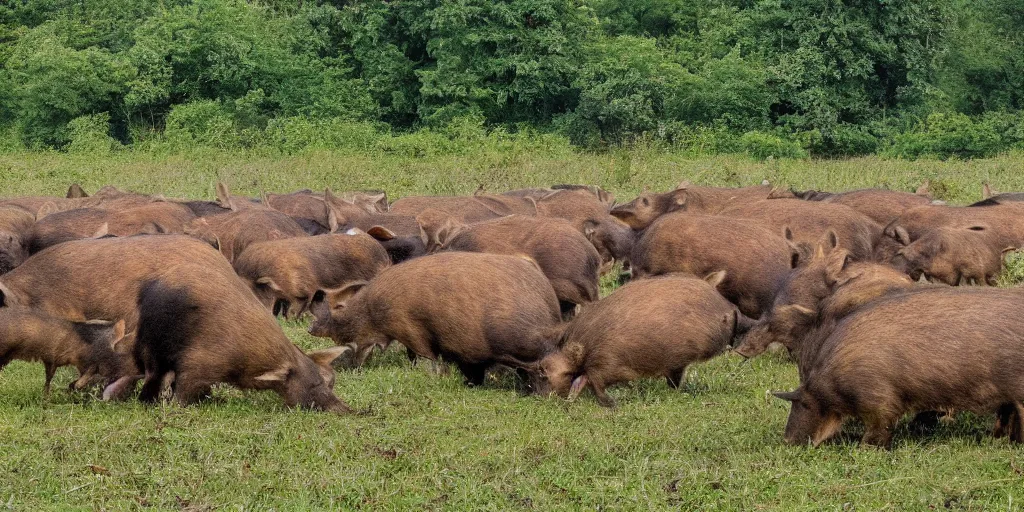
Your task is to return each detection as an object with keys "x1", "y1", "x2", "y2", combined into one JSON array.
[
  {"x1": 323, "y1": 281, "x2": 368, "y2": 309},
  {"x1": 894, "y1": 226, "x2": 911, "y2": 246},
  {"x1": 767, "y1": 186, "x2": 791, "y2": 199},
  {"x1": 215, "y1": 182, "x2": 234, "y2": 210},
  {"x1": 366, "y1": 226, "x2": 396, "y2": 242},
  {"x1": 91, "y1": 223, "x2": 109, "y2": 239},
  {"x1": 36, "y1": 201, "x2": 60, "y2": 221},
  {"x1": 675, "y1": 181, "x2": 690, "y2": 190},
  {"x1": 670, "y1": 189, "x2": 688, "y2": 208},
  {"x1": 825, "y1": 249, "x2": 852, "y2": 285},
  {"x1": 473, "y1": 184, "x2": 486, "y2": 196},
  {"x1": 111, "y1": 319, "x2": 126, "y2": 341},
  {"x1": 779, "y1": 304, "x2": 815, "y2": 320},
  {"x1": 982, "y1": 182, "x2": 994, "y2": 199},
  {"x1": 915, "y1": 180, "x2": 931, "y2": 198},
  {"x1": 307, "y1": 346, "x2": 353, "y2": 370},
  {"x1": 256, "y1": 277, "x2": 284, "y2": 292},
  {"x1": 66, "y1": 183, "x2": 89, "y2": 199},
  {"x1": 582, "y1": 219, "x2": 598, "y2": 241},
  {"x1": 772, "y1": 390, "x2": 801, "y2": 402},
  {"x1": 703, "y1": 270, "x2": 727, "y2": 290},
  {"x1": 255, "y1": 366, "x2": 291, "y2": 383},
  {"x1": 822, "y1": 230, "x2": 838, "y2": 250}
]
